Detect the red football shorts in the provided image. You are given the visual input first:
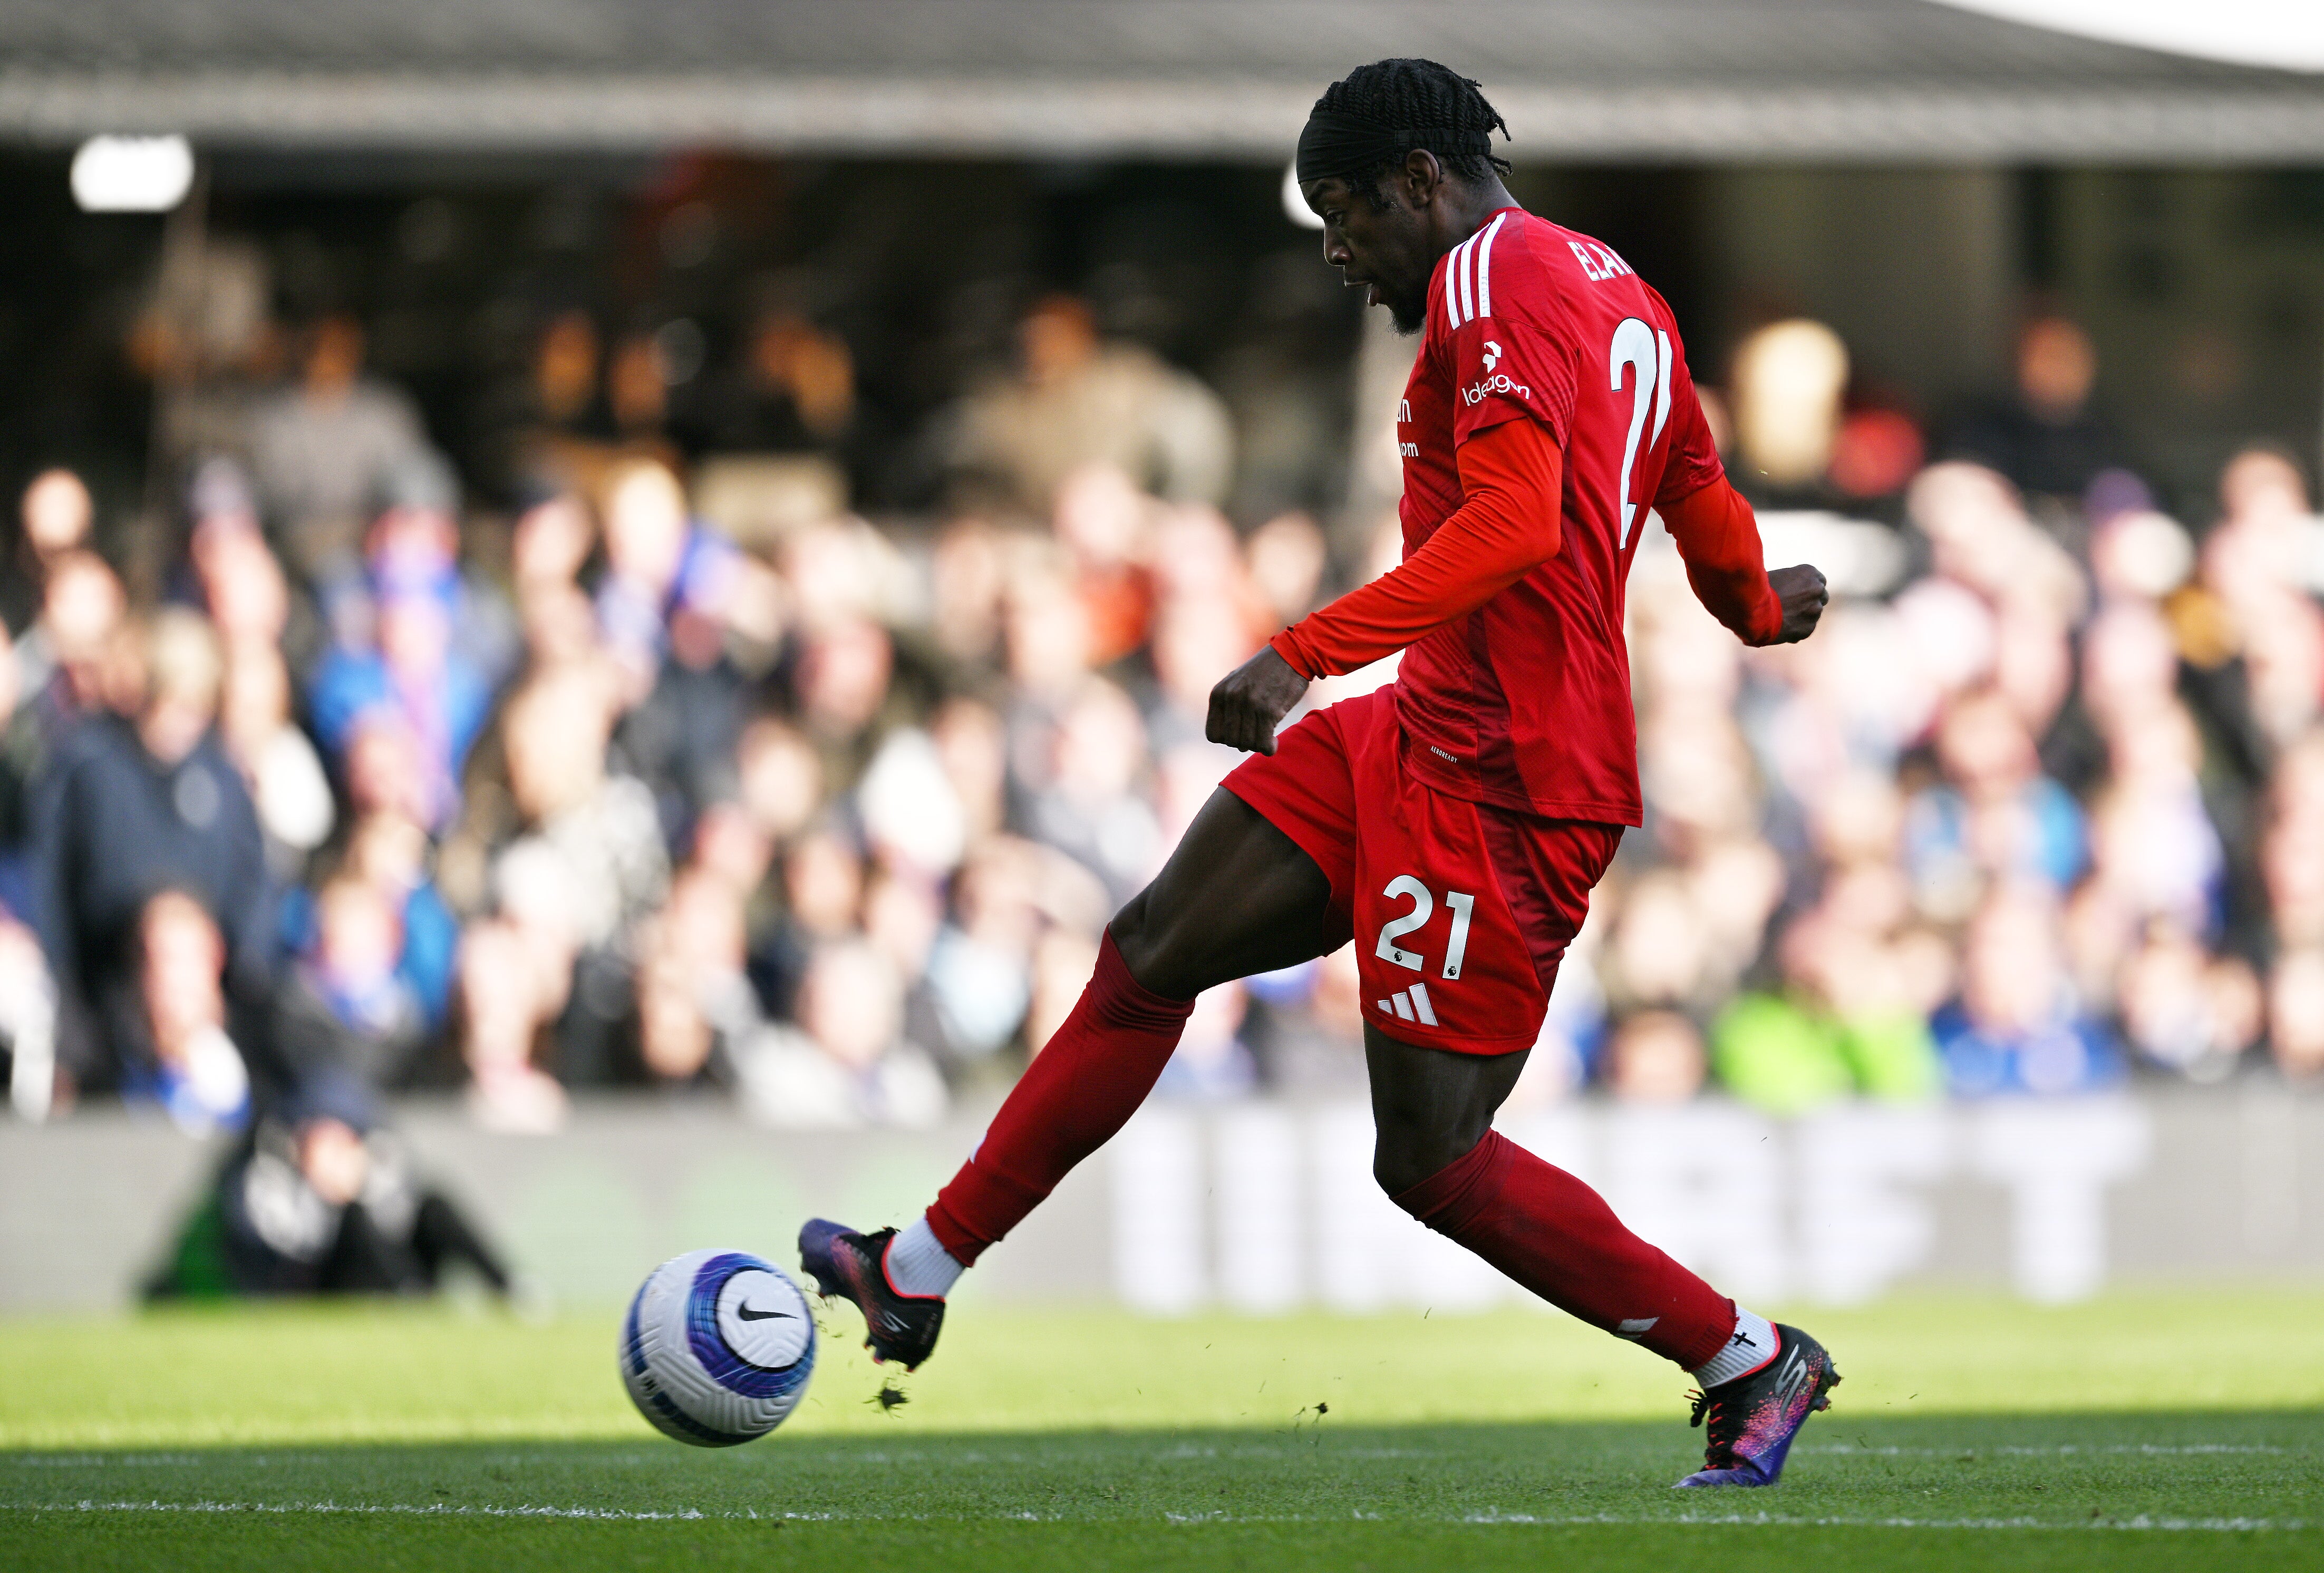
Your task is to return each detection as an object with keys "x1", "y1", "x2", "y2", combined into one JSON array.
[{"x1": 1224, "y1": 687, "x2": 1622, "y2": 1055}]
